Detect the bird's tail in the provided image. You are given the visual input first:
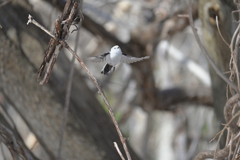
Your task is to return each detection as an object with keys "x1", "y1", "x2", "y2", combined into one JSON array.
[{"x1": 101, "y1": 64, "x2": 113, "y2": 75}]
